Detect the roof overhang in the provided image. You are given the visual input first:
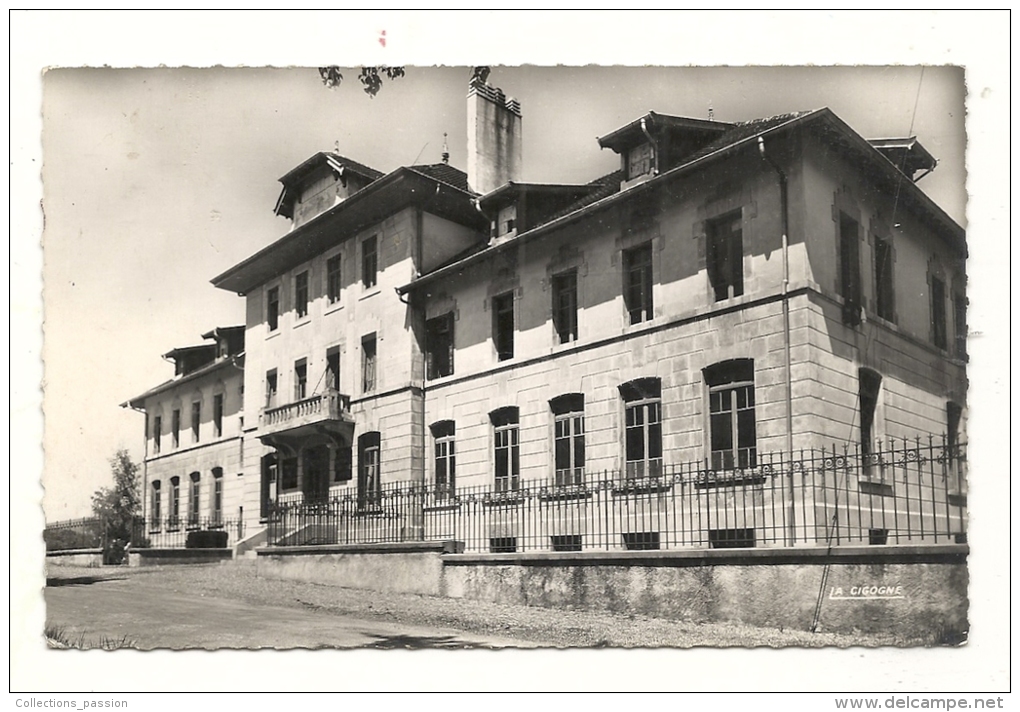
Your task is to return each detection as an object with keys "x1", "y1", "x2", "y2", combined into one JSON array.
[
  {"x1": 213, "y1": 167, "x2": 488, "y2": 295},
  {"x1": 867, "y1": 137, "x2": 938, "y2": 178},
  {"x1": 477, "y1": 182, "x2": 595, "y2": 212},
  {"x1": 123, "y1": 354, "x2": 245, "y2": 410},
  {"x1": 597, "y1": 111, "x2": 731, "y2": 153},
  {"x1": 400, "y1": 108, "x2": 964, "y2": 295}
]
